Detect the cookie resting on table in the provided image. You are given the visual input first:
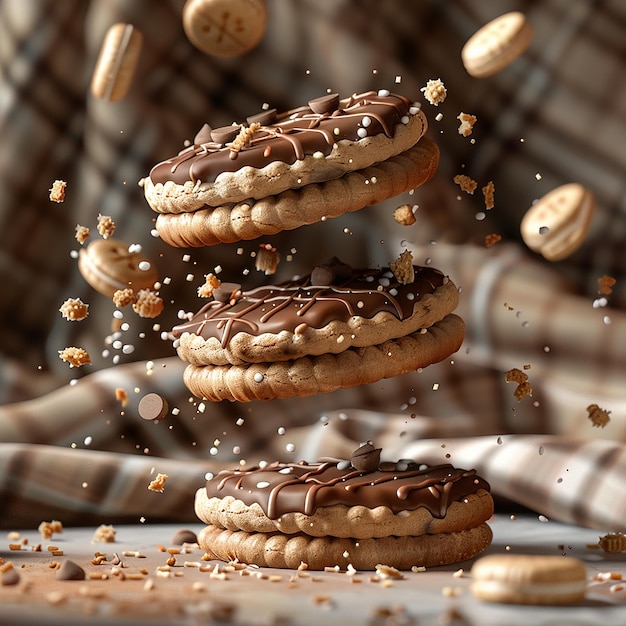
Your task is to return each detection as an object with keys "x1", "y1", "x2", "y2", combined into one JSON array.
[
  {"x1": 172, "y1": 258, "x2": 464, "y2": 402},
  {"x1": 194, "y1": 443, "x2": 494, "y2": 570},
  {"x1": 144, "y1": 90, "x2": 438, "y2": 246}
]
